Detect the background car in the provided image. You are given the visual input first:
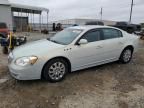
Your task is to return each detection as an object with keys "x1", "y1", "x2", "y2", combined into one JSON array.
[
  {"x1": 8, "y1": 26, "x2": 139, "y2": 82},
  {"x1": 85, "y1": 21, "x2": 104, "y2": 26},
  {"x1": 112, "y1": 22, "x2": 141, "y2": 34},
  {"x1": 139, "y1": 30, "x2": 144, "y2": 36}
]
